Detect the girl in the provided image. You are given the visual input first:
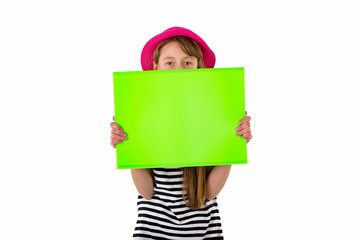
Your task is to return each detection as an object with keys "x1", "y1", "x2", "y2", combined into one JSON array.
[{"x1": 110, "y1": 27, "x2": 253, "y2": 239}]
